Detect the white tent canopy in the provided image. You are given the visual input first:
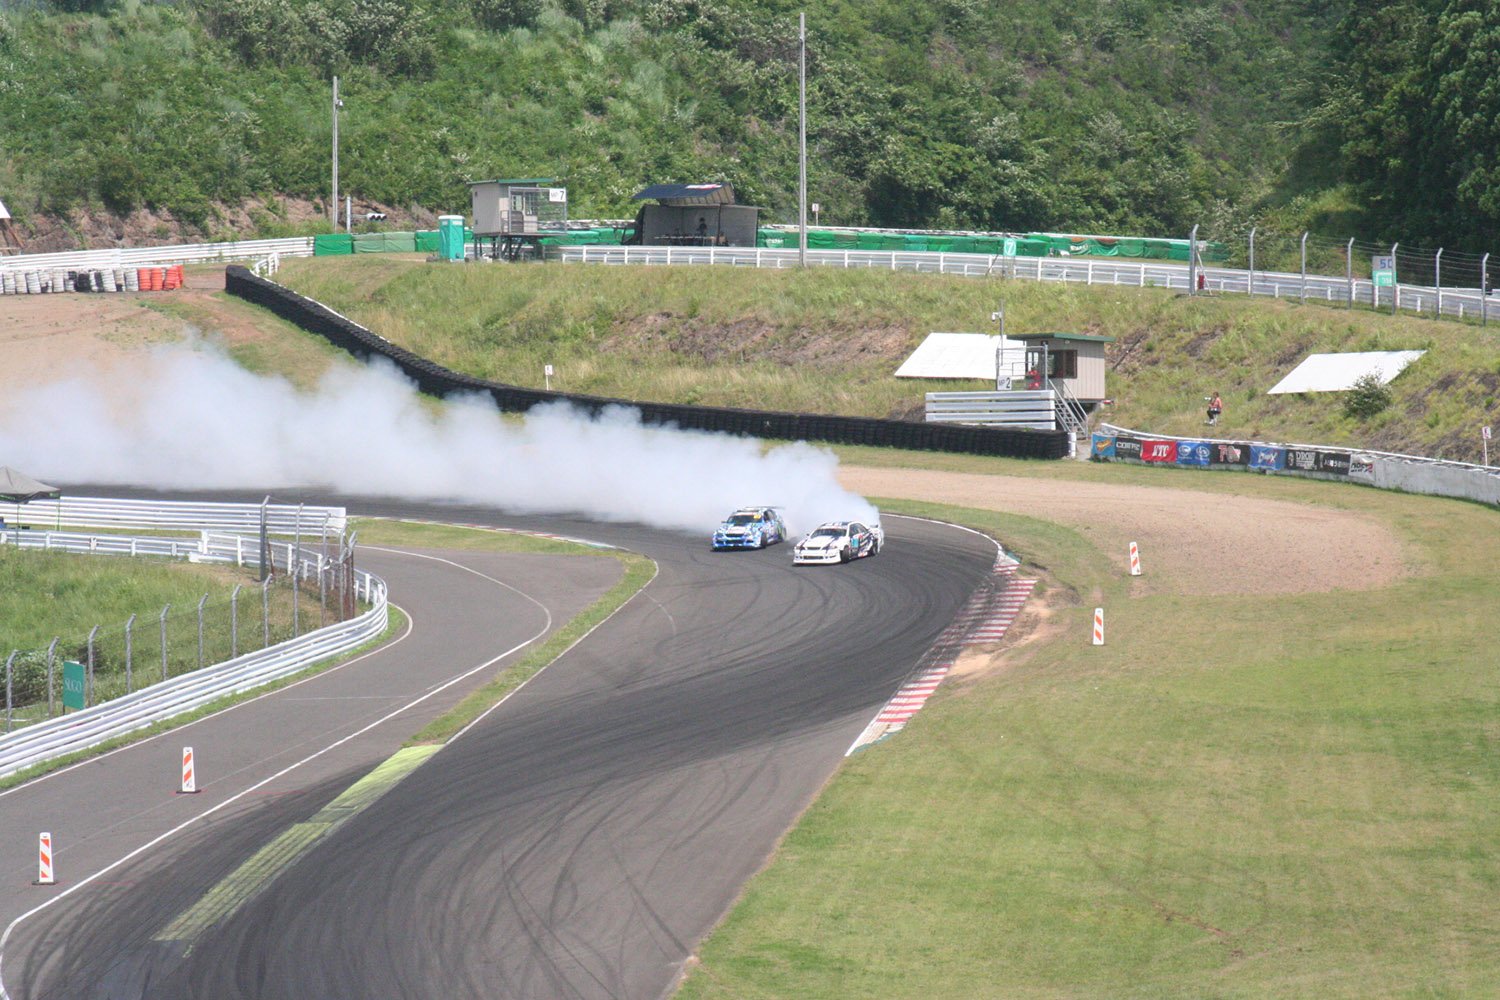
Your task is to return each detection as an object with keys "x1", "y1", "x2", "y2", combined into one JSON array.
[
  {"x1": 895, "y1": 332, "x2": 1027, "y2": 380},
  {"x1": 1268, "y1": 351, "x2": 1425, "y2": 394}
]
